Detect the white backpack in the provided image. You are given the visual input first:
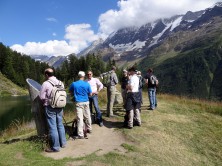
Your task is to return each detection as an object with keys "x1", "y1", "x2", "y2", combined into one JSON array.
[{"x1": 48, "y1": 80, "x2": 67, "y2": 108}]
